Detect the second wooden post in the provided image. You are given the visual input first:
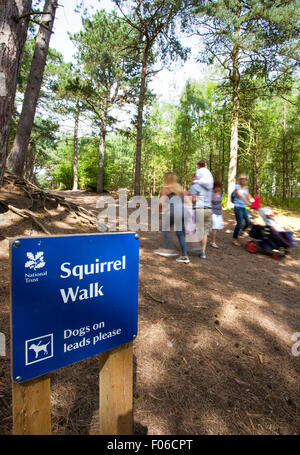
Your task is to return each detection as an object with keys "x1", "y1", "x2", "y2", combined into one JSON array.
[{"x1": 99, "y1": 342, "x2": 133, "y2": 435}]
